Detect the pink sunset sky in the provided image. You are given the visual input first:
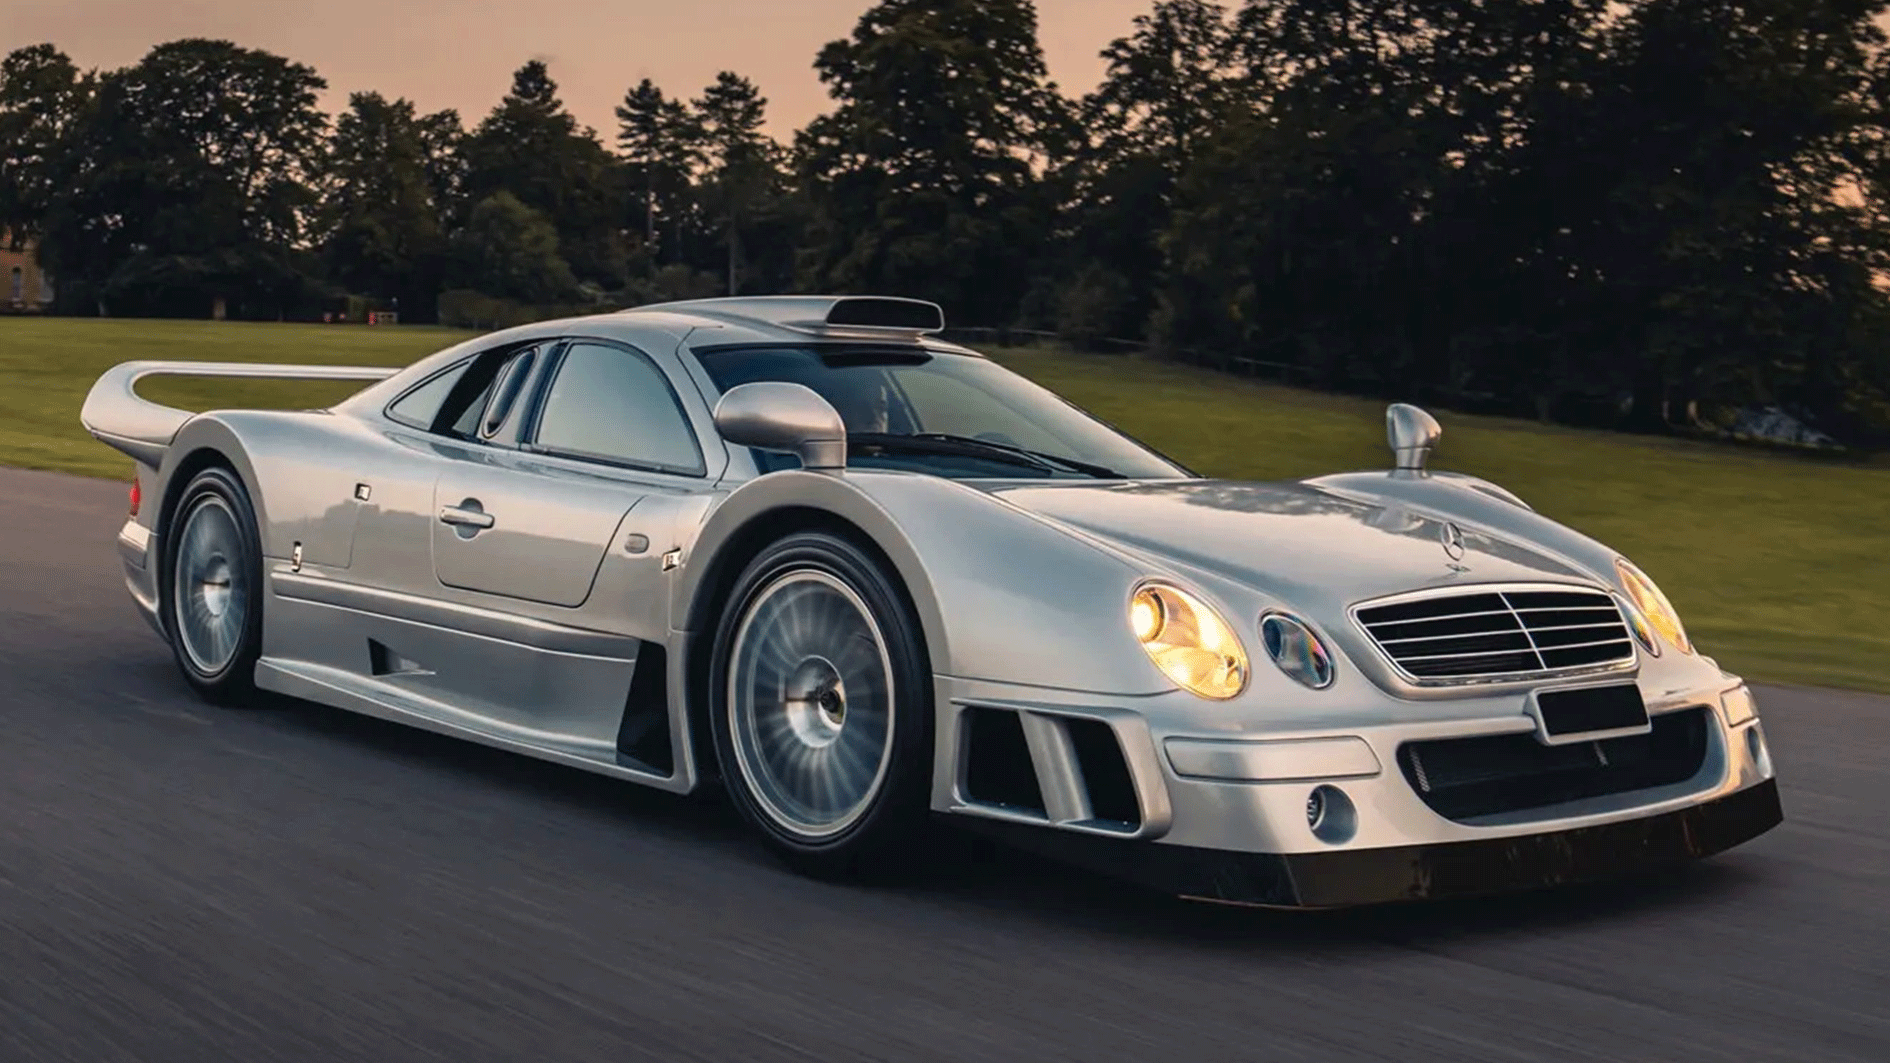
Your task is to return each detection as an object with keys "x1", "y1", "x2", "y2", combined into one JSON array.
[{"x1": 3, "y1": 0, "x2": 1162, "y2": 140}]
